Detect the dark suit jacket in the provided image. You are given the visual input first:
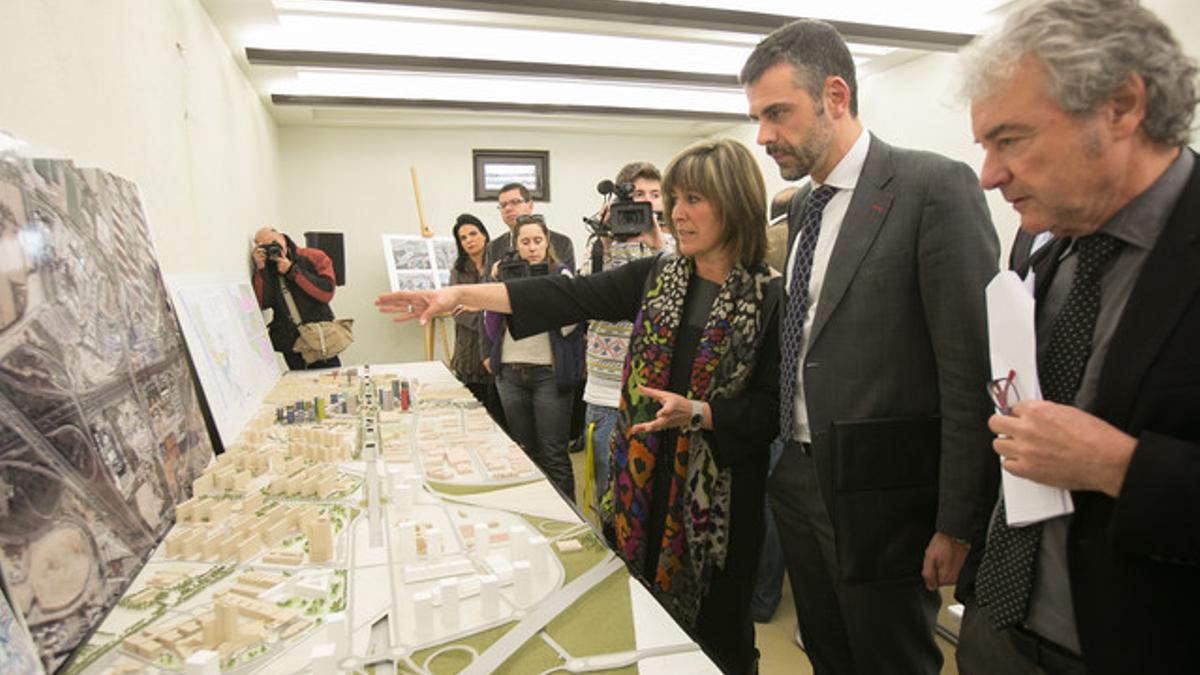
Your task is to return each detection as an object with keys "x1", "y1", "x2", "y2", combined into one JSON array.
[
  {"x1": 785, "y1": 134, "x2": 1000, "y2": 591},
  {"x1": 1023, "y1": 152, "x2": 1200, "y2": 673}
]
